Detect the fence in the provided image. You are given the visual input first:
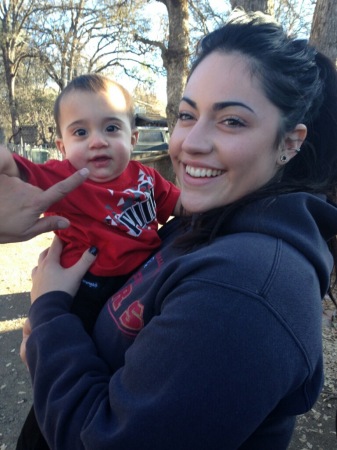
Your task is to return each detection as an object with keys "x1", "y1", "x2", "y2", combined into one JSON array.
[
  {"x1": 8, "y1": 145, "x2": 176, "y2": 183},
  {"x1": 8, "y1": 144, "x2": 62, "y2": 163}
]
